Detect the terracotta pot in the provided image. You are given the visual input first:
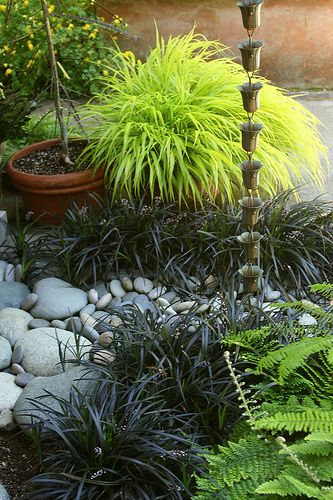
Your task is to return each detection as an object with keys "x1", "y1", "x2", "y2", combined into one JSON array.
[{"x1": 7, "y1": 139, "x2": 105, "y2": 224}]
